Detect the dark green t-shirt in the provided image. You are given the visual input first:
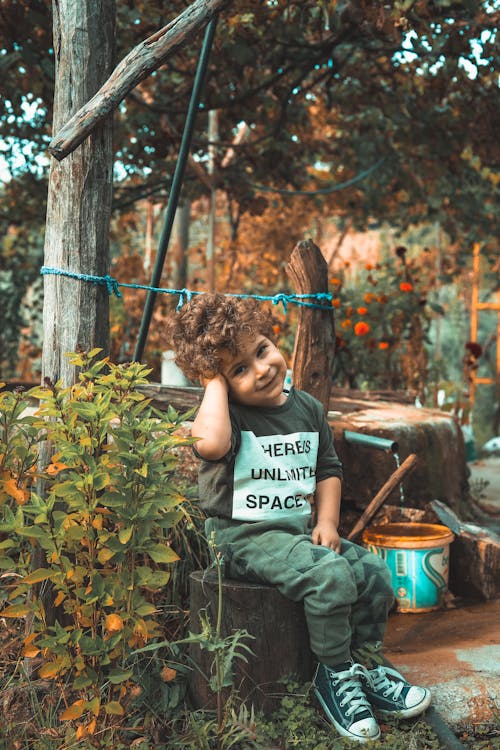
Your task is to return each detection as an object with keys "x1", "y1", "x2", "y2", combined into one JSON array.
[{"x1": 196, "y1": 387, "x2": 343, "y2": 522}]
